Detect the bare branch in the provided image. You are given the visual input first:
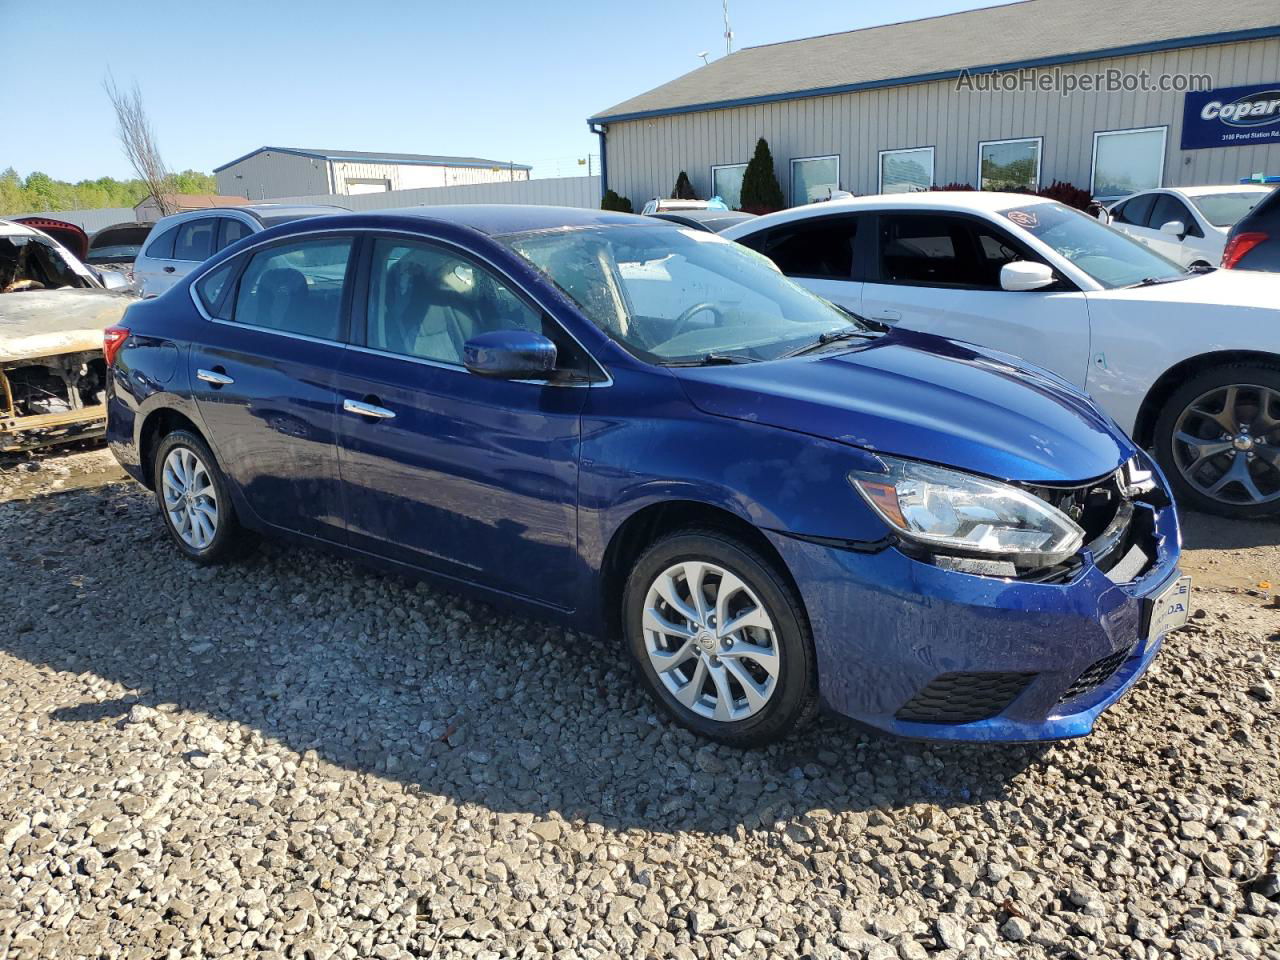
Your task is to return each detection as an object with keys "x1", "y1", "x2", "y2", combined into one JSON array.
[{"x1": 103, "y1": 72, "x2": 174, "y2": 217}]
